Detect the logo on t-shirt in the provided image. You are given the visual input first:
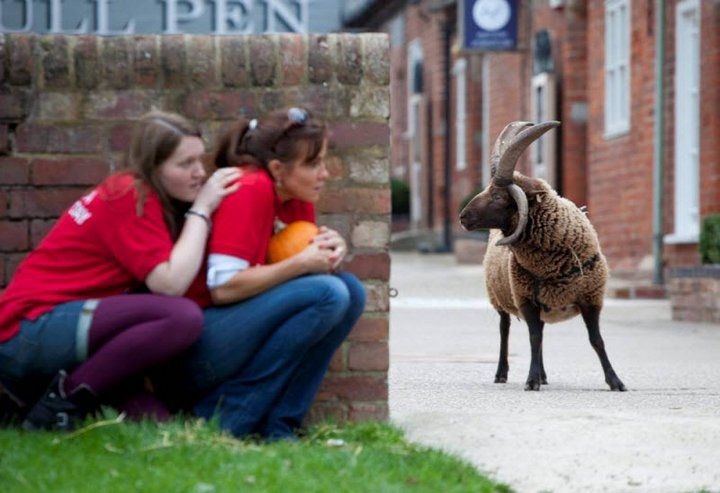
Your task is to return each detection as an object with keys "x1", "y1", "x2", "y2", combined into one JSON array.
[{"x1": 68, "y1": 190, "x2": 97, "y2": 225}]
